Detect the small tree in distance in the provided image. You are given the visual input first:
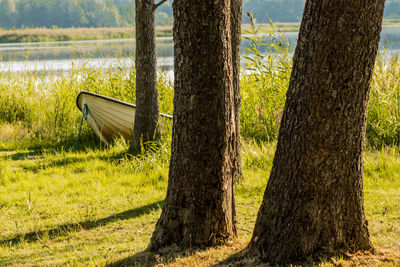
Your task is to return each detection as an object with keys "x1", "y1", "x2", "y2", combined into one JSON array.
[{"x1": 130, "y1": 0, "x2": 167, "y2": 153}]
